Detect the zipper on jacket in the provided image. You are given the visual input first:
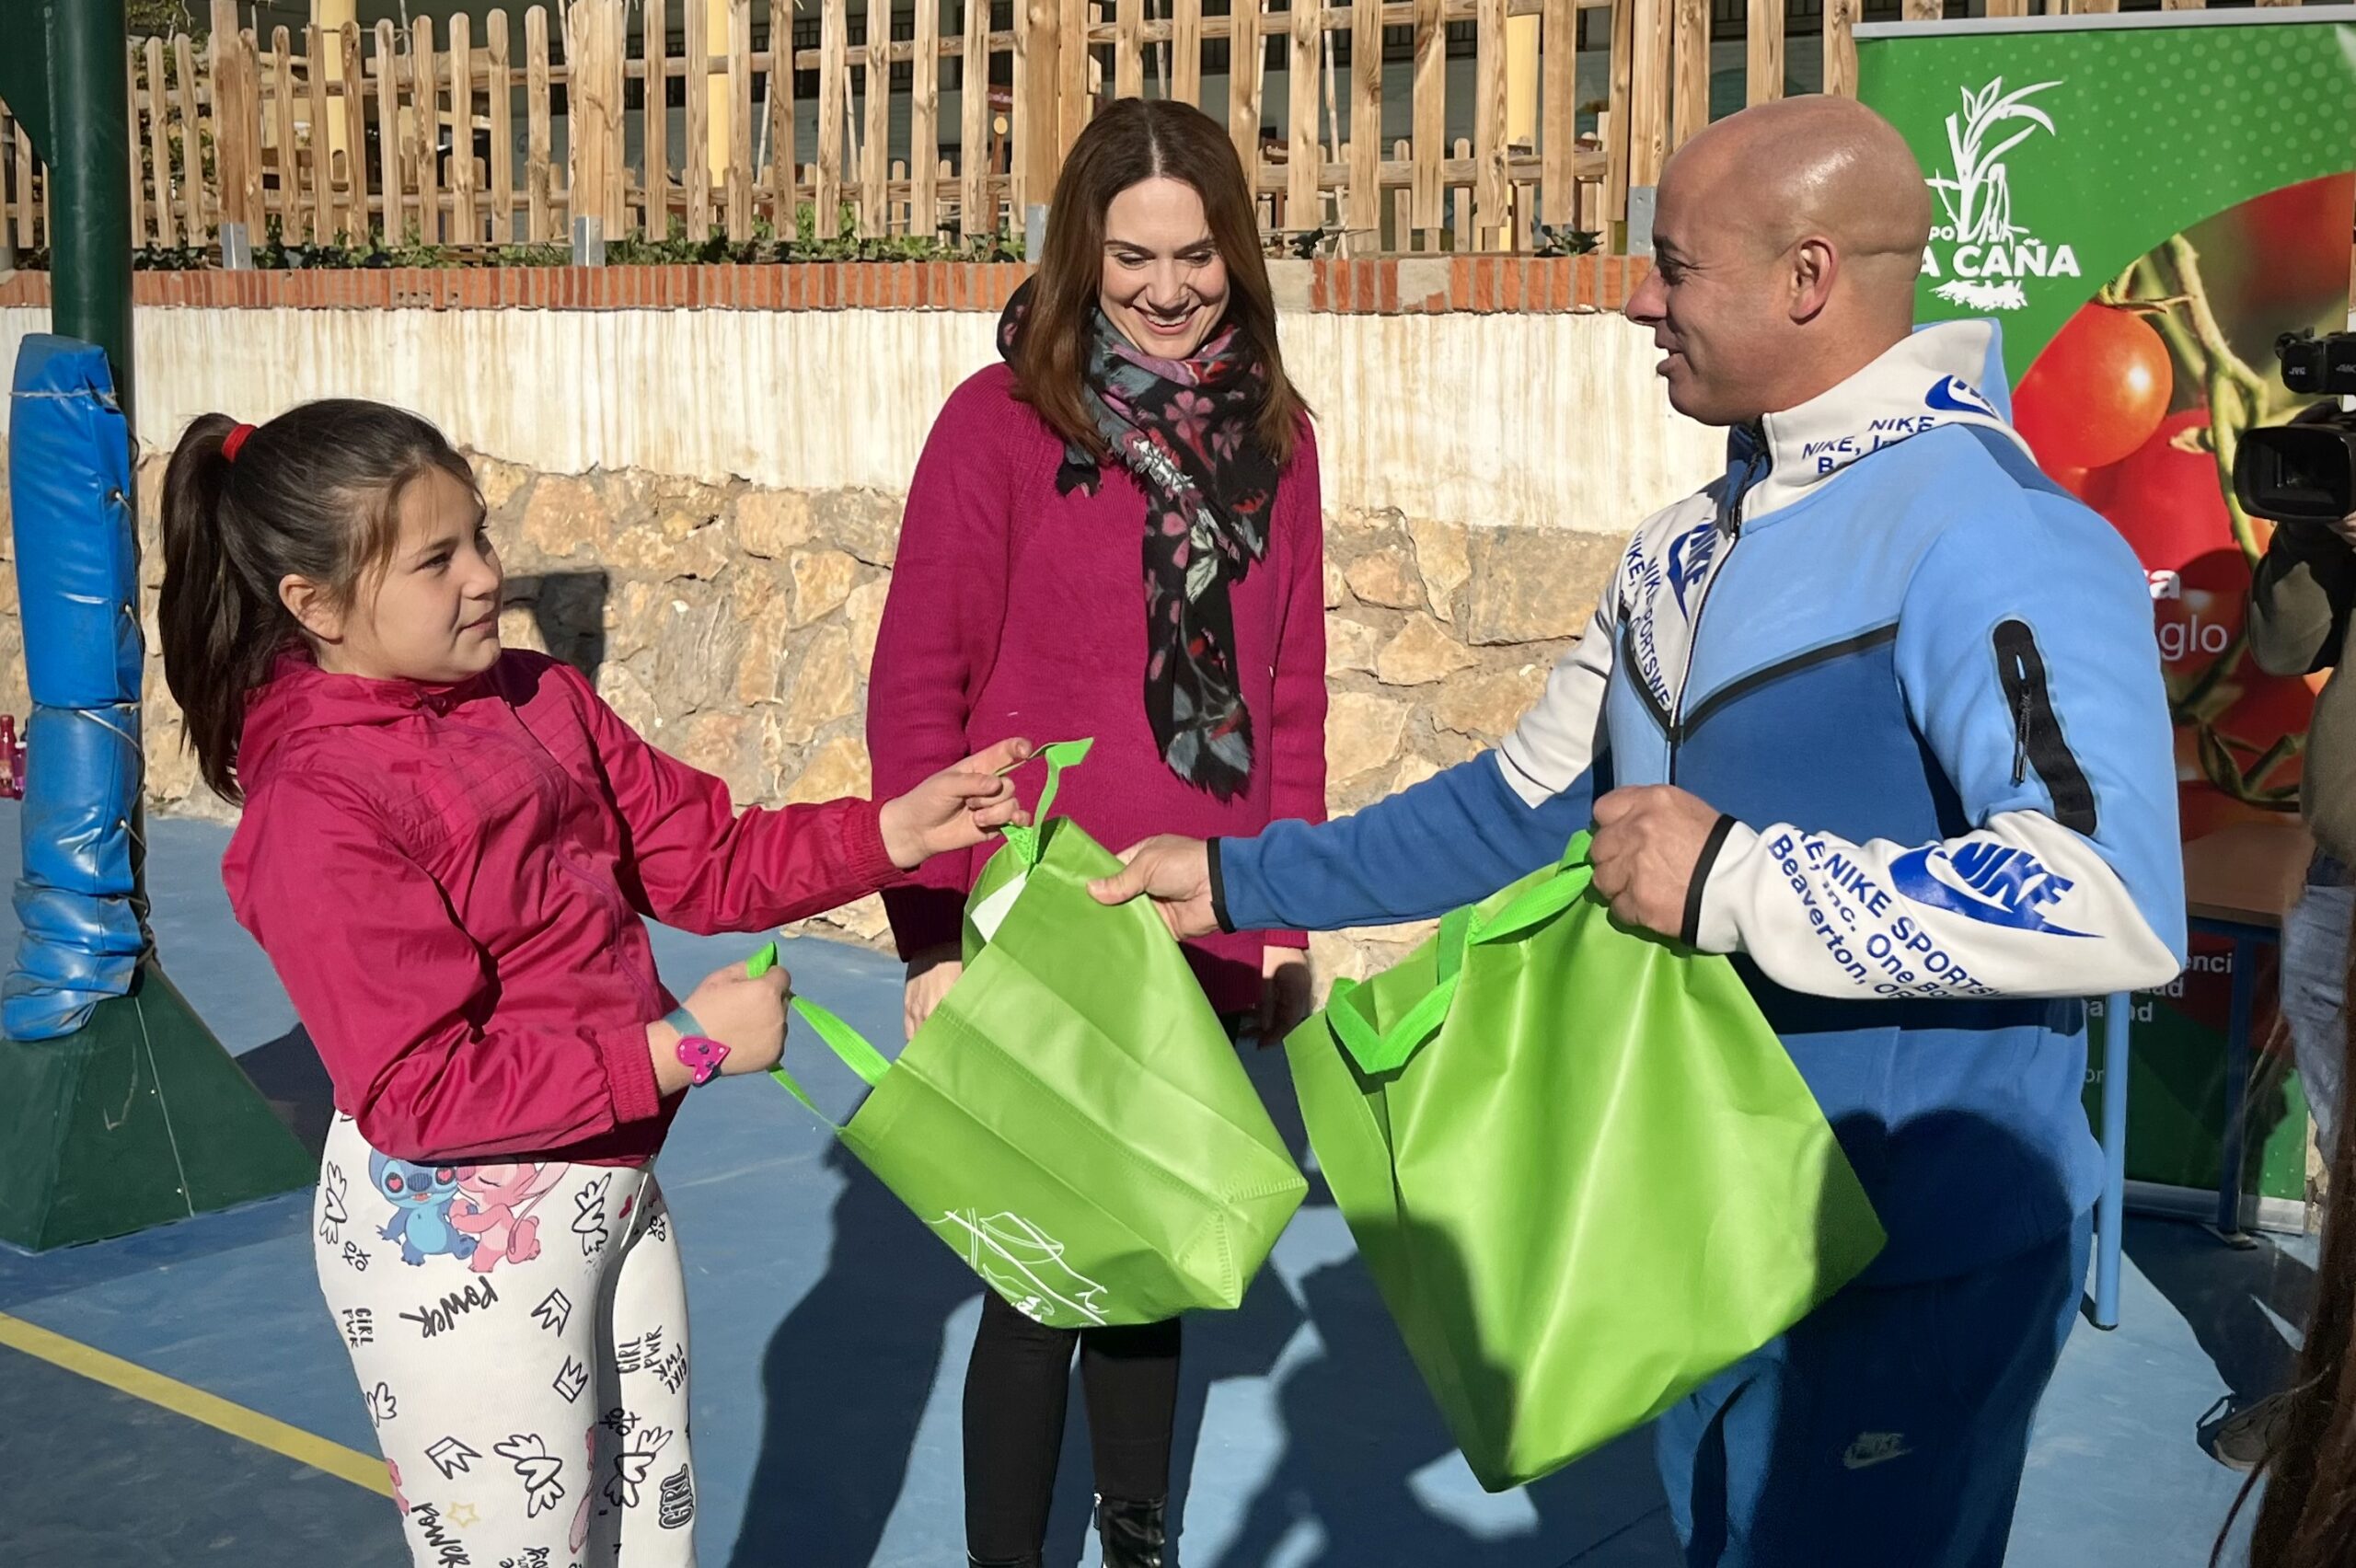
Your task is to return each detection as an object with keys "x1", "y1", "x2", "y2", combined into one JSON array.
[
  {"x1": 1667, "y1": 426, "x2": 1765, "y2": 786},
  {"x1": 1992, "y1": 617, "x2": 2098, "y2": 836}
]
